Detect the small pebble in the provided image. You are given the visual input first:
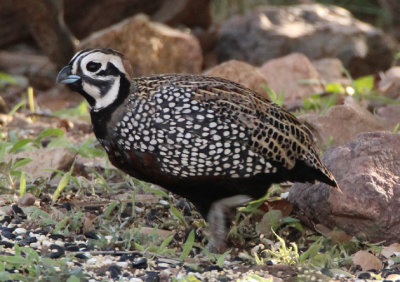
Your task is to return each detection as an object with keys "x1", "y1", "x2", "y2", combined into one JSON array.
[
  {"x1": 145, "y1": 271, "x2": 159, "y2": 281},
  {"x1": 14, "y1": 228, "x2": 26, "y2": 235},
  {"x1": 358, "y1": 272, "x2": 371, "y2": 279},
  {"x1": 84, "y1": 231, "x2": 99, "y2": 240},
  {"x1": 116, "y1": 261, "x2": 129, "y2": 268},
  {"x1": 2, "y1": 230, "x2": 15, "y2": 240},
  {"x1": 78, "y1": 243, "x2": 88, "y2": 249},
  {"x1": 54, "y1": 240, "x2": 65, "y2": 247},
  {"x1": 157, "y1": 263, "x2": 170, "y2": 269},
  {"x1": 18, "y1": 236, "x2": 37, "y2": 246},
  {"x1": 386, "y1": 274, "x2": 400, "y2": 280},
  {"x1": 49, "y1": 244, "x2": 65, "y2": 259},
  {"x1": 42, "y1": 240, "x2": 53, "y2": 247},
  {"x1": 0, "y1": 241, "x2": 13, "y2": 248},
  {"x1": 108, "y1": 265, "x2": 121, "y2": 279},
  {"x1": 30, "y1": 242, "x2": 40, "y2": 248},
  {"x1": 11, "y1": 205, "x2": 24, "y2": 215},
  {"x1": 133, "y1": 257, "x2": 147, "y2": 269},
  {"x1": 135, "y1": 207, "x2": 144, "y2": 213},
  {"x1": 159, "y1": 200, "x2": 169, "y2": 206},
  {"x1": 49, "y1": 234, "x2": 65, "y2": 240},
  {"x1": 87, "y1": 258, "x2": 97, "y2": 265},
  {"x1": 18, "y1": 193, "x2": 36, "y2": 207},
  {"x1": 61, "y1": 202, "x2": 72, "y2": 211},
  {"x1": 75, "y1": 253, "x2": 88, "y2": 259},
  {"x1": 66, "y1": 245, "x2": 80, "y2": 252}
]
